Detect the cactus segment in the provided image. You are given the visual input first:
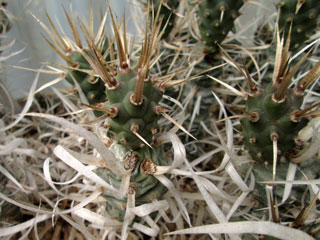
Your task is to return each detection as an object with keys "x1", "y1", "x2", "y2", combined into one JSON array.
[
  {"x1": 240, "y1": 28, "x2": 320, "y2": 163},
  {"x1": 0, "y1": 2, "x2": 11, "y2": 34},
  {"x1": 77, "y1": 7, "x2": 173, "y2": 220},
  {"x1": 96, "y1": 144, "x2": 168, "y2": 220},
  {"x1": 278, "y1": 0, "x2": 320, "y2": 51},
  {"x1": 41, "y1": 4, "x2": 176, "y2": 223},
  {"x1": 199, "y1": 0, "x2": 244, "y2": 56},
  {"x1": 150, "y1": 0, "x2": 180, "y2": 39},
  {"x1": 65, "y1": 49, "x2": 108, "y2": 107},
  {"x1": 104, "y1": 71, "x2": 163, "y2": 150},
  {"x1": 40, "y1": 11, "x2": 113, "y2": 116},
  {"x1": 241, "y1": 82, "x2": 308, "y2": 162}
]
